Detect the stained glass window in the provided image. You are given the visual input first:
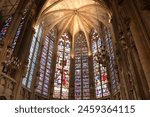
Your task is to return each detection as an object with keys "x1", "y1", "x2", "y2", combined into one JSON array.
[
  {"x1": 35, "y1": 28, "x2": 56, "y2": 96},
  {"x1": 92, "y1": 29, "x2": 110, "y2": 98},
  {"x1": 0, "y1": 16, "x2": 12, "y2": 41},
  {"x1": 22, "y1": 25, "x2": 43, "y2": 89},
  {"x1": 53, "y1": 32, "x2": 71, "y2": 99},
  {"x1": 104, "y1": 27, "x2": 119, "y2": 93},
  {"x1": 75, "y1": 32, "x2": 90, "y2": 100},
  {"x1": 12, "y1": 10, "x2": 27, "y2": 50}
]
